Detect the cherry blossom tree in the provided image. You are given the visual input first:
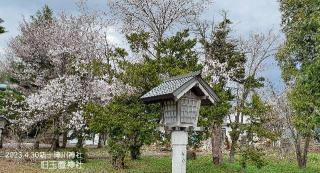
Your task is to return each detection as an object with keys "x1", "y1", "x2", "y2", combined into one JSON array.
[
  {"x1": 6, "y1": 4, "x2": 124, "y2": 150},
  {"x1": 227, "y1": 30, "x2": 280, "y2": 162},
  {"x1": 109, "y1": 0, "x2": 212, "y2": 59}
]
